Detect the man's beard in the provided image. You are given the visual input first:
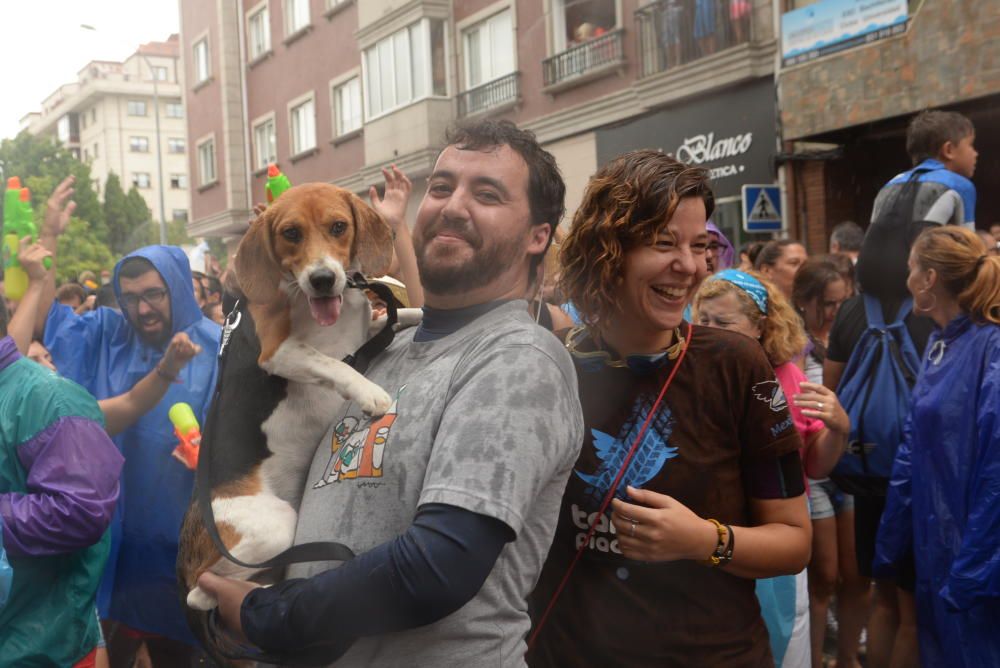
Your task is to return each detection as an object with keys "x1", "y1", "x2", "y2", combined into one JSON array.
[
  {"x1": 136, "y1": 313, "x2": 172, "y2": 347},
  {"x1": 414, "y1": 218, "x2": 524, "y2": 296}
]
